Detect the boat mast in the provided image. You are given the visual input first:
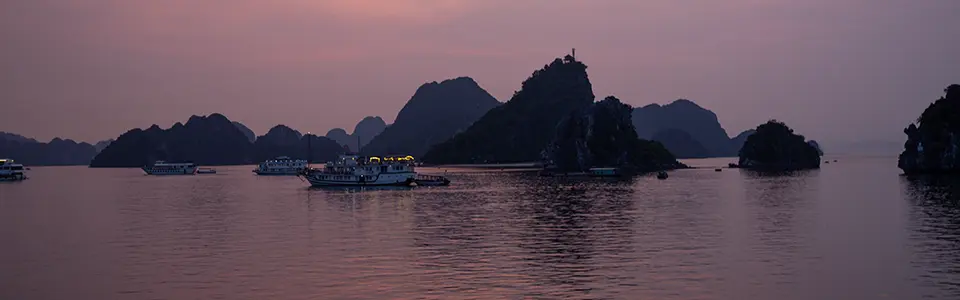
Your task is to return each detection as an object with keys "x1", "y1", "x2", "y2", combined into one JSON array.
[
  {"x1": 306, "y1": 132, "x2": 312, "y2": 167},
  {"x1": 356, "y1": 135, "x2": 361, "y2": 154}
]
